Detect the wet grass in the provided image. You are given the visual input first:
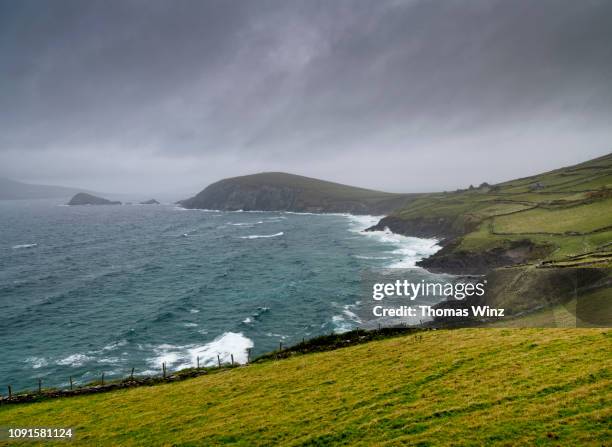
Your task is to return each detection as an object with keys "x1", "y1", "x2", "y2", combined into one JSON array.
[{"x1": 0, "y1": 328, "x2": 610, "y2": 446}]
